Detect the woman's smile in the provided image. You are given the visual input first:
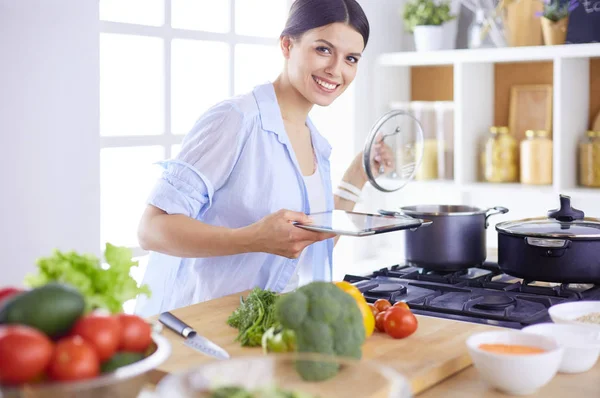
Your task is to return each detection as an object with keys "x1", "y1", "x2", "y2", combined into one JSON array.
[{"x1": 312, "y1": 75, "x2": 340, "y2": 93}]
